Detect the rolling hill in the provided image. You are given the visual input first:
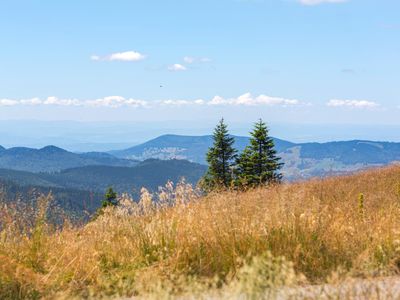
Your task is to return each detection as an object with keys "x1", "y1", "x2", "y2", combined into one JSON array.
[
  {"x1": 299, "y1": 140, "x2": 400, "y2": 164},
  {"x1": 0, "y1": 159, "x2": 207, "y2": 220},
  {"x1": 110, "y1": 135, "x2": 400, "y2": 179},
  {"x1": 0, "y1": 145, "x2": 138, "y2": 172},
  {"x1": 0, "y1": 159, "x2": 207, "y2": 199},
  {"x1": 281, "y1": 140, "x2": 400, "y2": 179},
  {"x1": 44, "y1": 159, "x2": 207, "y2": 195},
  {"x1": 109, "y1": 134, "x2": 295, "y2": 162},
  {"x1": 0, "y1": 178, "x2": 103, "y2": 221}
]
